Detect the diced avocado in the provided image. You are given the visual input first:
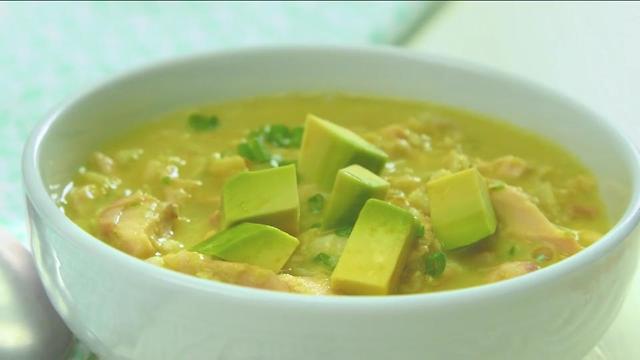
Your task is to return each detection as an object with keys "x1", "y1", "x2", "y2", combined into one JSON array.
[
  {"x1": 222, "y1": 165, "x2": 299, "y2": 234},
  {"x1": 426, "y1": 167, "x2": 497, "y2": 250},
  {"x1": 323, "y1": 164, "x2": 389, "y2": 229},
  {"x1": 331, "y1": 199, "x2": 416, "y2": 295},
  {"x1": 192, "y1": 223, "x2": 299, "y2": 272},
  {"x1": 298, "y1": 114, "x2": 388, "y2": 190}
]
